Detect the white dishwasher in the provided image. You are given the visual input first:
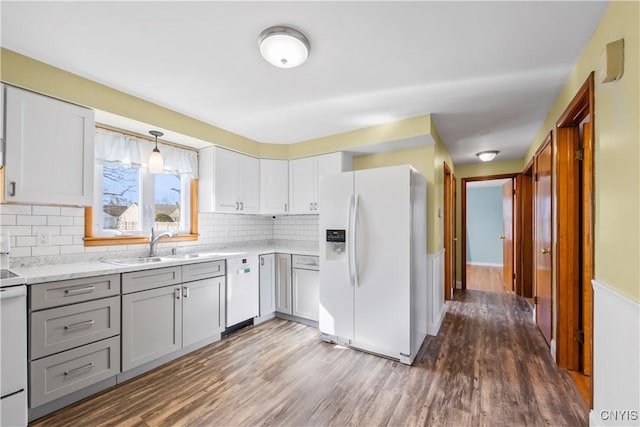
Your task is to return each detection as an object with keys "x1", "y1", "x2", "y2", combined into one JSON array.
[{"x1": 226, "y1": 256, "x2": 259, "y2": 329}]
